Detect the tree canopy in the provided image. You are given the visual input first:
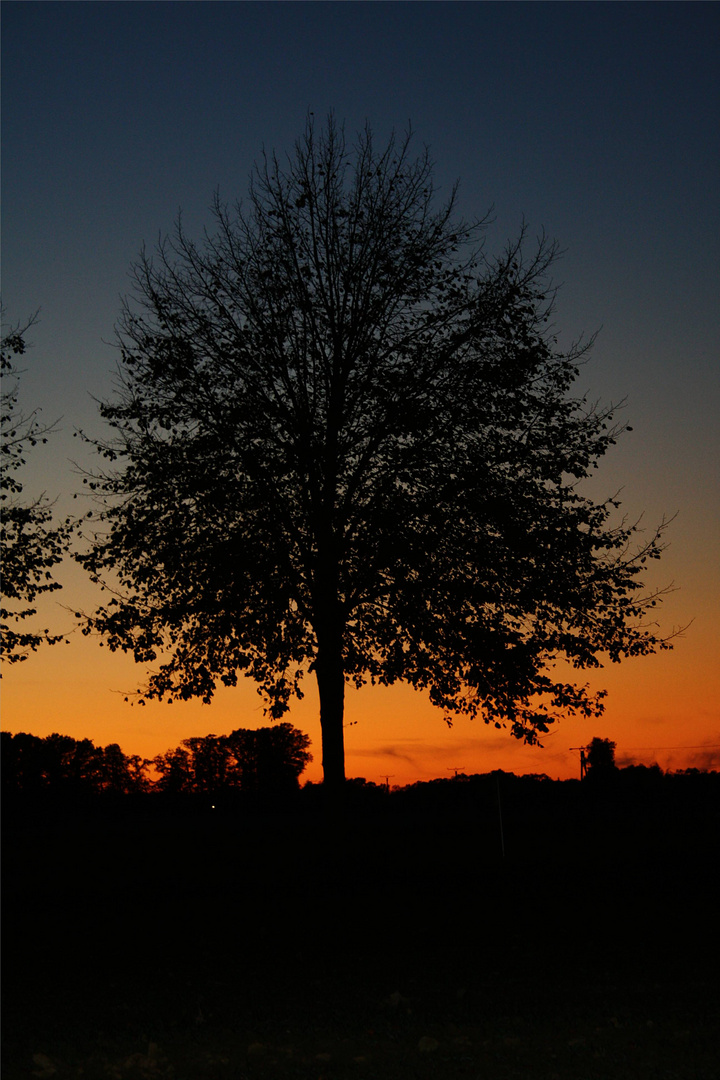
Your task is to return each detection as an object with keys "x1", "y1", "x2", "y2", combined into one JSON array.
[
  {"x1": 1, "y1": 312, "x2": 74, "y2": 665},
  {"x1": 151, "y1": 723, "x2": 312, "y2": 797},
  {"x1": 1, "y1": 723, "x2": 311, "y2": 801},
  {"x1": 77, "y1": 115, "x2": 671, "y2": 789},
  {"x1": 585, "y1": 736, "x2": 618, "y2": 776},
  {"x1": 0, "y1": 730, "x2": 149, "y2": 797}
]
